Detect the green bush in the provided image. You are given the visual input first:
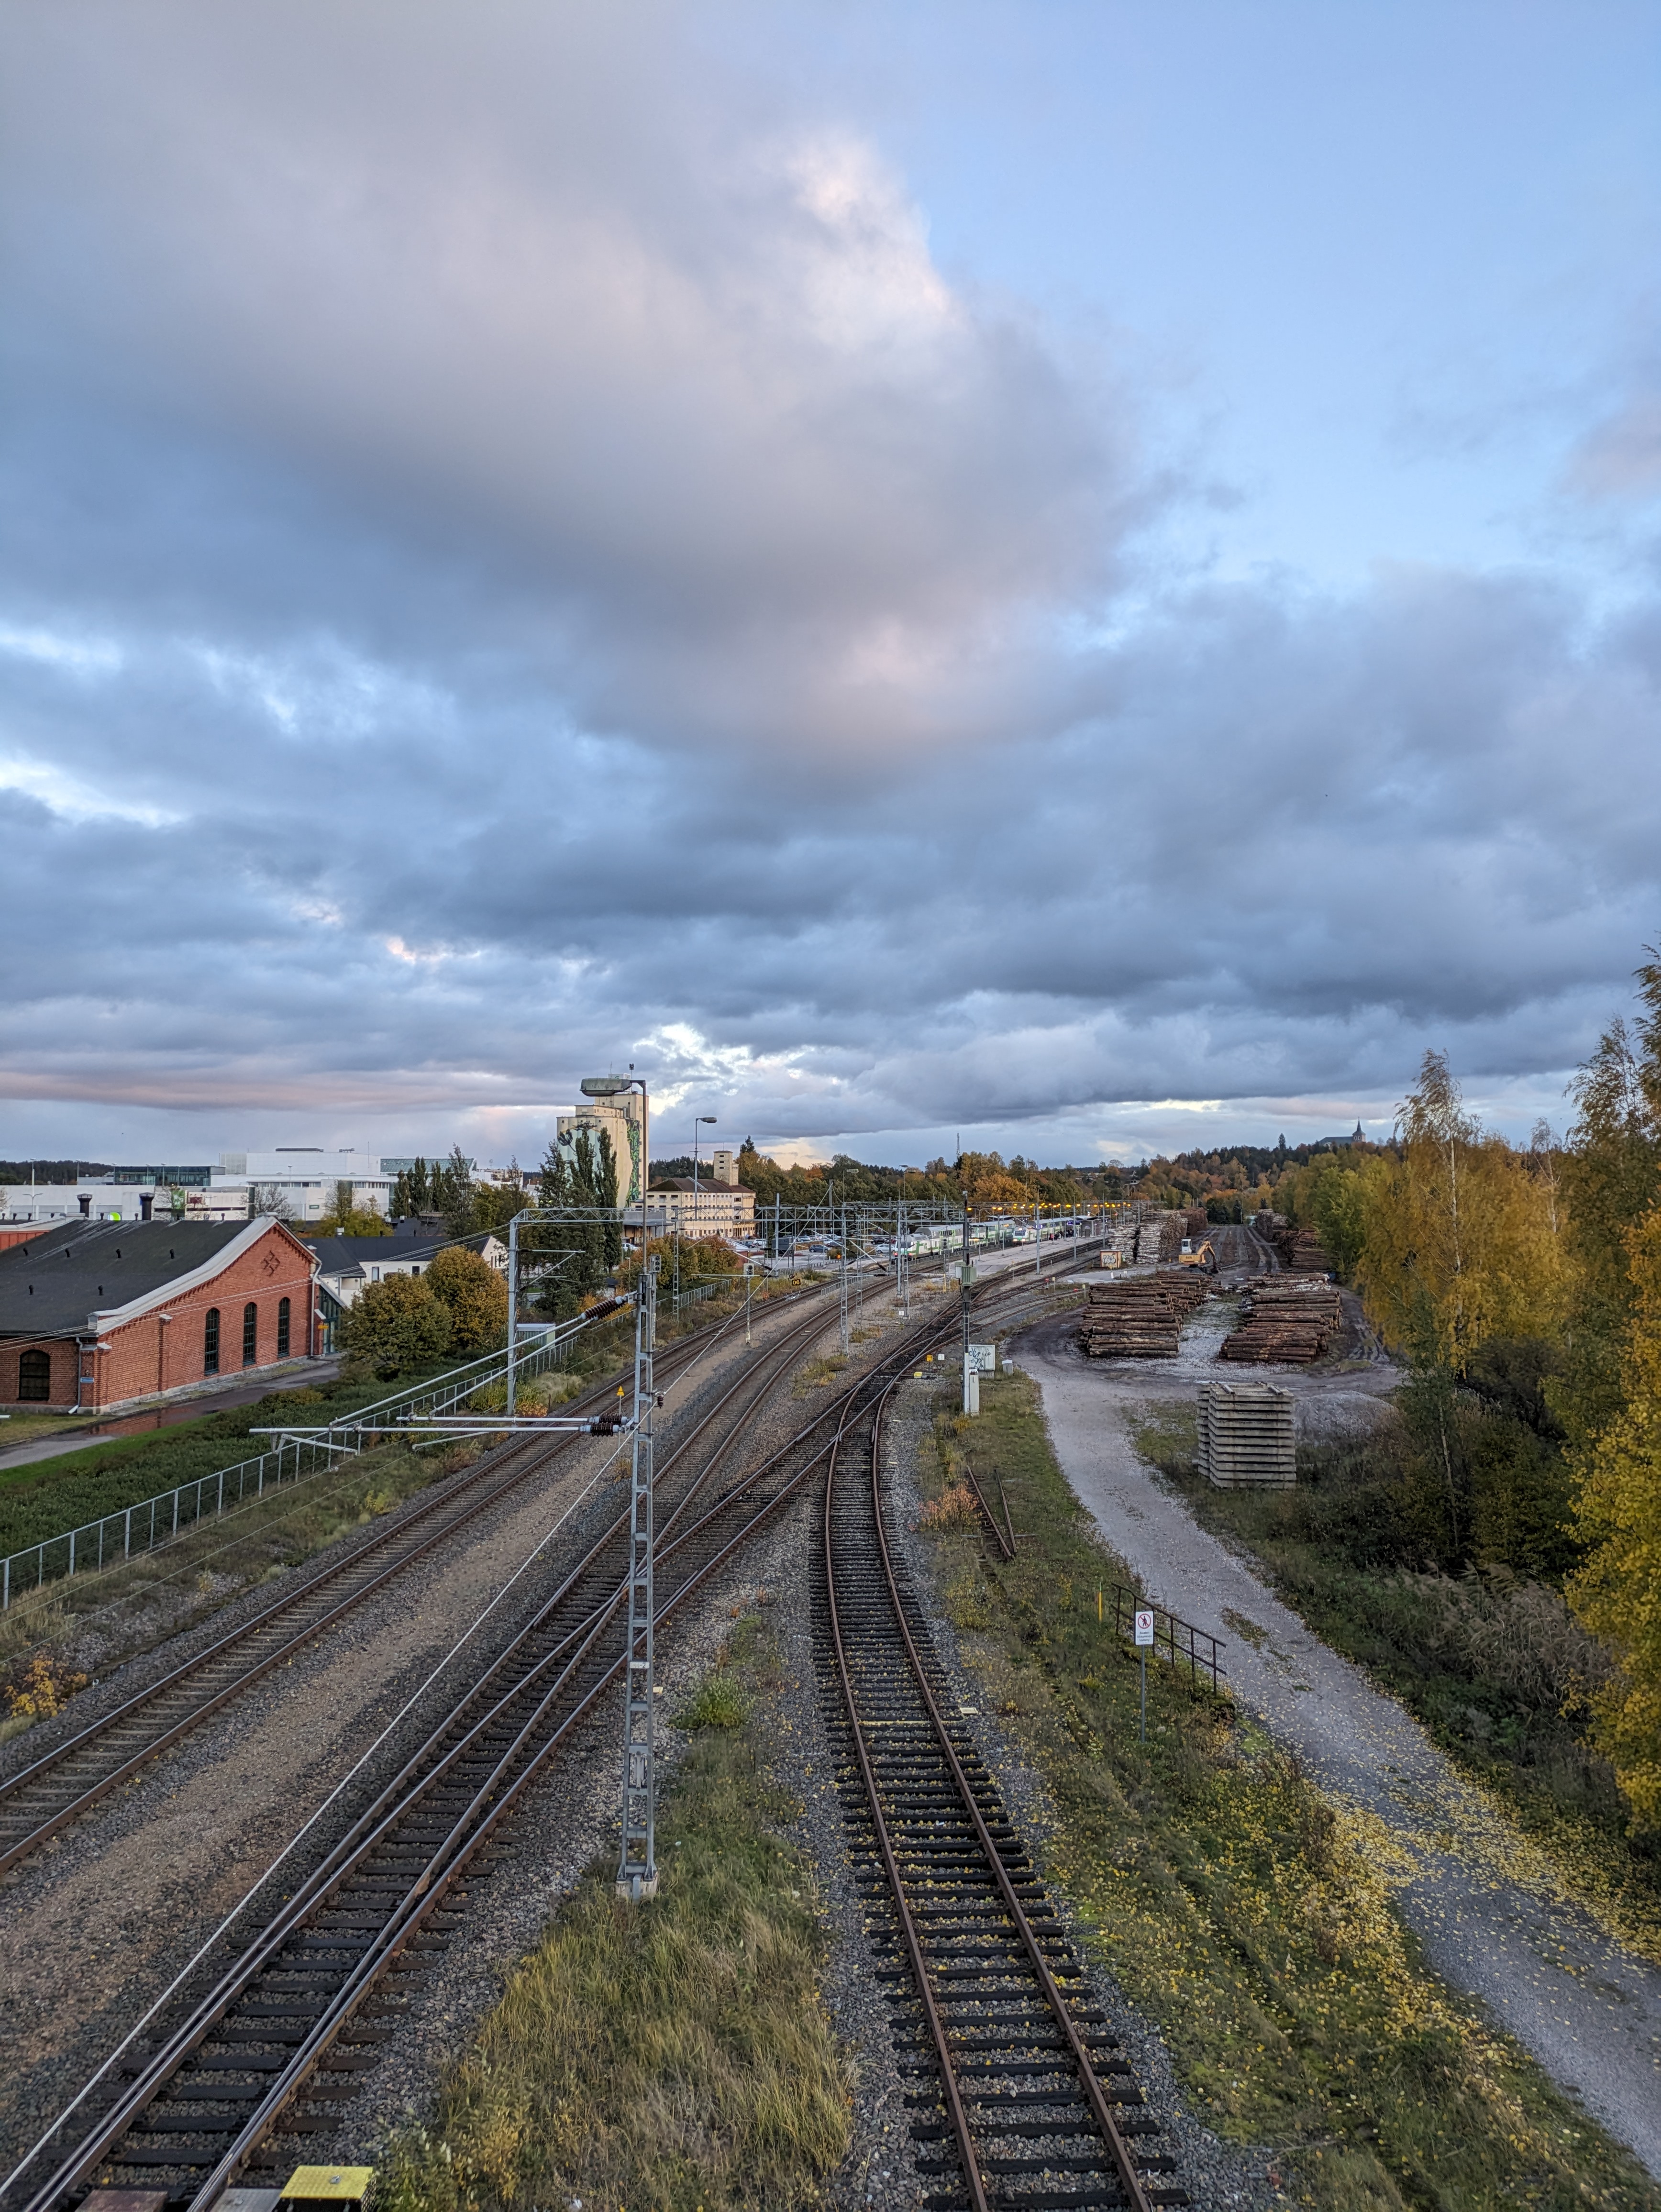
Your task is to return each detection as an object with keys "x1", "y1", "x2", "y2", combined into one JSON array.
[
  {"x1": 674, "y1": 1674, "x2": 752, "y2": 1729},
  {"x1": 423, "y1": 1245, "x2": 509, "y2": 1354},
  {"x1": 342, "y1": 1275, "x2": 453, "y2": 1378}
]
